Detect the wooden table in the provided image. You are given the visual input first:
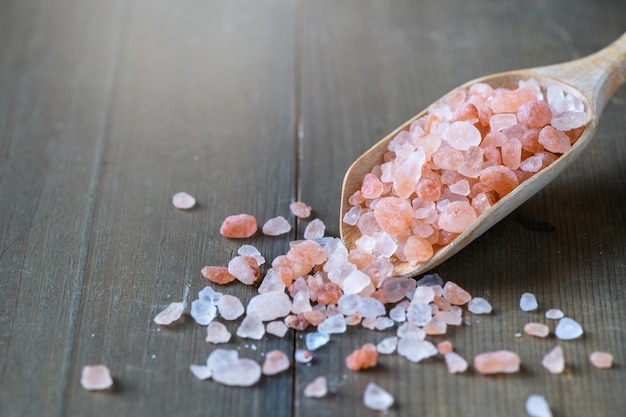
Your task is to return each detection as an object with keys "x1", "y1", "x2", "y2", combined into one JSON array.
[{"x1": 1, "y1": 1, "x2": 625, "y2": 416}]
